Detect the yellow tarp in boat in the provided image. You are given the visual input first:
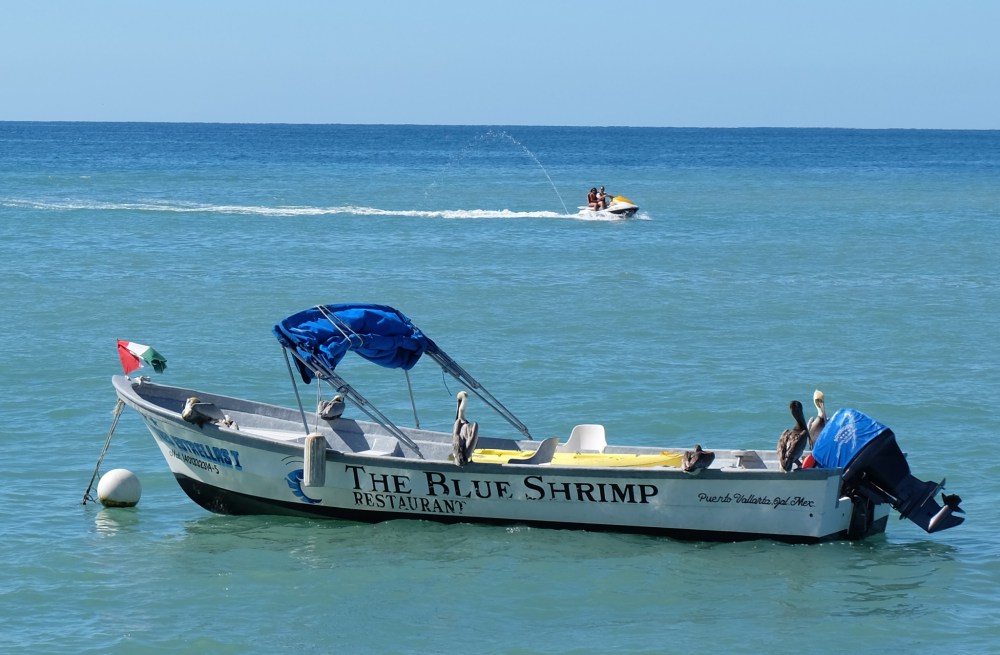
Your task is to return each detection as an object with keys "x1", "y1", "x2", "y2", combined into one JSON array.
[{"x1": 472, "y1": 449, "x2": 683, "y2": 468}]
